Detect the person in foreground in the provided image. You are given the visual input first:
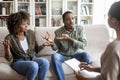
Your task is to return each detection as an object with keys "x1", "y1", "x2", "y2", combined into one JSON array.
[
  {"x1": 43, "y1": 11, "x2": 92, "y2": 80},
  {"x1": 76, "y1": 1, "x2": 120, "y2": 80},
  {"x1": 1, "y1": 11, "x2": 50, "y2": 80}
]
